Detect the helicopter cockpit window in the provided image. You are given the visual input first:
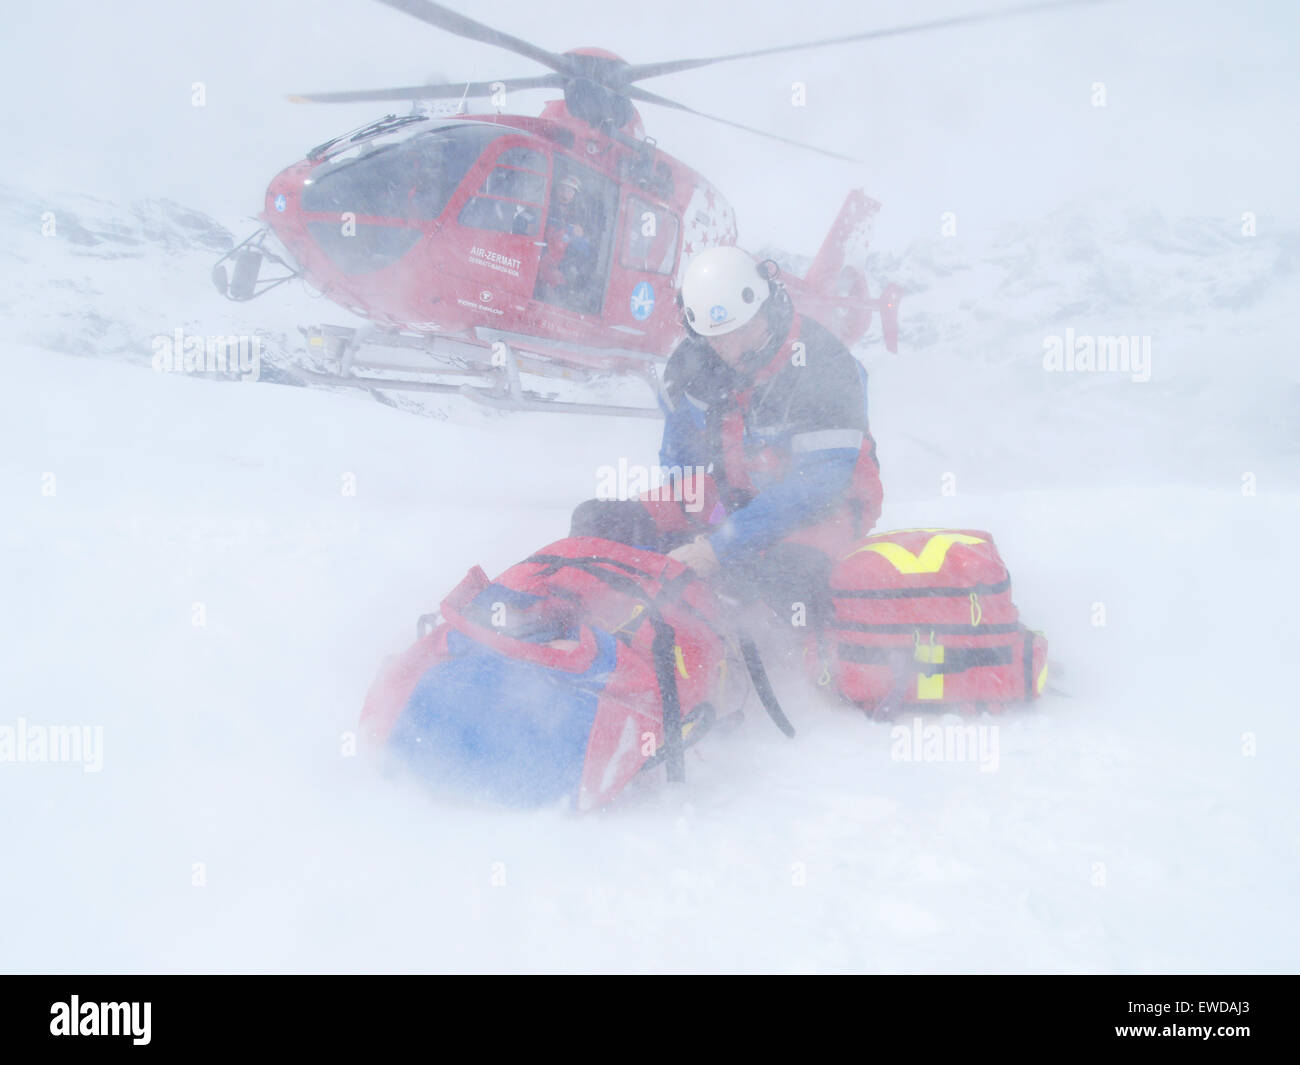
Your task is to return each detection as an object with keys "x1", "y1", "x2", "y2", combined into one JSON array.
[
  {"x1": 496, "y1": 147, "x2": 547, "y2": 172},
  {"x1": 301, "y1": 123, "x2": 499, "y2": 224},
  {"x1": 458, "y1": 146, "x2": 548, "y2": 237},
  {"x1": 459, "y1": 196, "x2": 541, "y2": 237},
  {"x1": 482, "y1": 167, "x2": 546, "y2": 204},
  {"x1": 620, "y1": 198, "x2": 680, "y2": 276}
]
